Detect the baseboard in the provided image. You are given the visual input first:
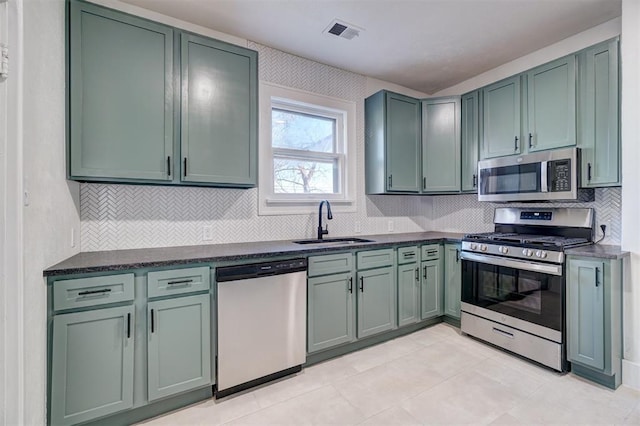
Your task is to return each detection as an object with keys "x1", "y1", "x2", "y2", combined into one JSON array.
[{"x1": 622, "y1": 358, "x2": 640, "y2": 390}]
